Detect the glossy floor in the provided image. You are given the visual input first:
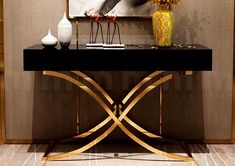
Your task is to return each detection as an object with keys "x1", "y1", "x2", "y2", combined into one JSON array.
[{"x1": 0, "y1": 144, "x2": 234, "y2": 166}]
